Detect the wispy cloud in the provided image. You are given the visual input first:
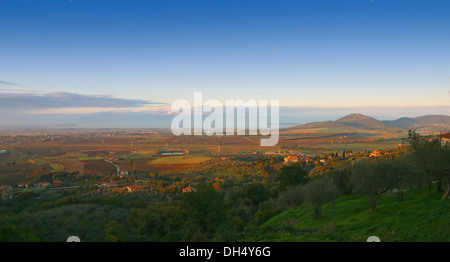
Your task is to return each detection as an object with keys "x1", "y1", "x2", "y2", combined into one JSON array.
[
  {"x1": 0, "y1": 81, "x2": 39, "y2": 93},
  {"x1": 0, "y1": 91, "x2": 165, "y2": 110},
  {"x1": 0, "y1": 88, "x2": 40, "y2": 93},
  {"x1": 0, "y1": 81, "x2": 20, "y2": 86}
]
